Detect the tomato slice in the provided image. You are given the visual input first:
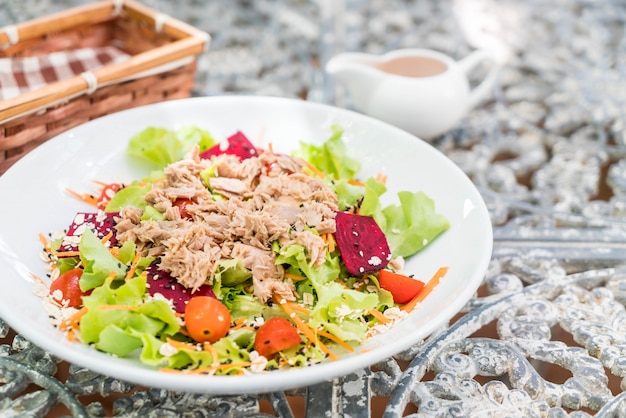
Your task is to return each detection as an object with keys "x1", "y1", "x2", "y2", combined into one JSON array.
[
  {"x1": 254, "y1": 317, "x2": 301, "y2": 358},
  {"x1": 378, "y1": 269, "x2": 425, "y2": 304},
  {"x1": 49, "y1": 268, "x2": 85, "y2": 308},
  {"x1": 184, "y1": 296, "x2": 231, "y2": 343},
  {"x1": 173, "y1": 198, "x2": 194, "y2": 220},
  {"x1": 97, "y1": 183, "x2": 124, "y2": 209}
]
